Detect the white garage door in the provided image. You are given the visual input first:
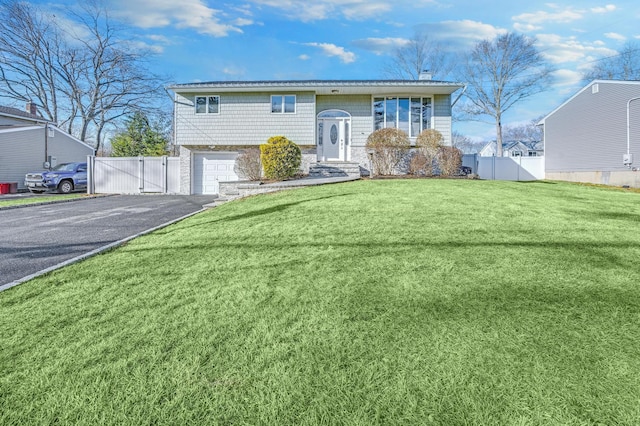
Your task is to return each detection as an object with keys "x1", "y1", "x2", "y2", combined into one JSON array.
[{"x1": 193, "y1": 153, "x2": 239, "y2": 194}]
